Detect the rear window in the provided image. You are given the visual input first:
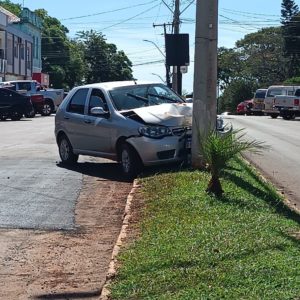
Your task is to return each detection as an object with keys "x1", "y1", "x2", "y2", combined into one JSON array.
[
  {"x1": 254, "y1": 90, "x2": 266, "y2": 99},
  {"x1": 267, "y1": 88, "x2": 285, "y2": 97}
]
